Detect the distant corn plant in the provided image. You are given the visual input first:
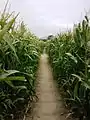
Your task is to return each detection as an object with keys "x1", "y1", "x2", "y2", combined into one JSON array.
[{"x1": 46, "y1": 16, "x2": 90, "y2": 120}]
